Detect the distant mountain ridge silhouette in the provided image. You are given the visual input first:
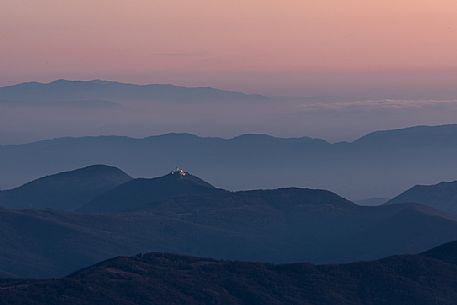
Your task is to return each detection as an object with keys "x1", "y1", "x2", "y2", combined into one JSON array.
[
  {"x1": 0, "y1": 165, "x2": 132, "y2": 210},
  {"x1": 1, "y1": 124, "x2": 457, "y2": 199},
  {"x1": 0, "y1": 79, "x2": 266, "y2": 102},
  {"x1": 387, "y1": 180, "x2": 457, "y2": 214}
]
